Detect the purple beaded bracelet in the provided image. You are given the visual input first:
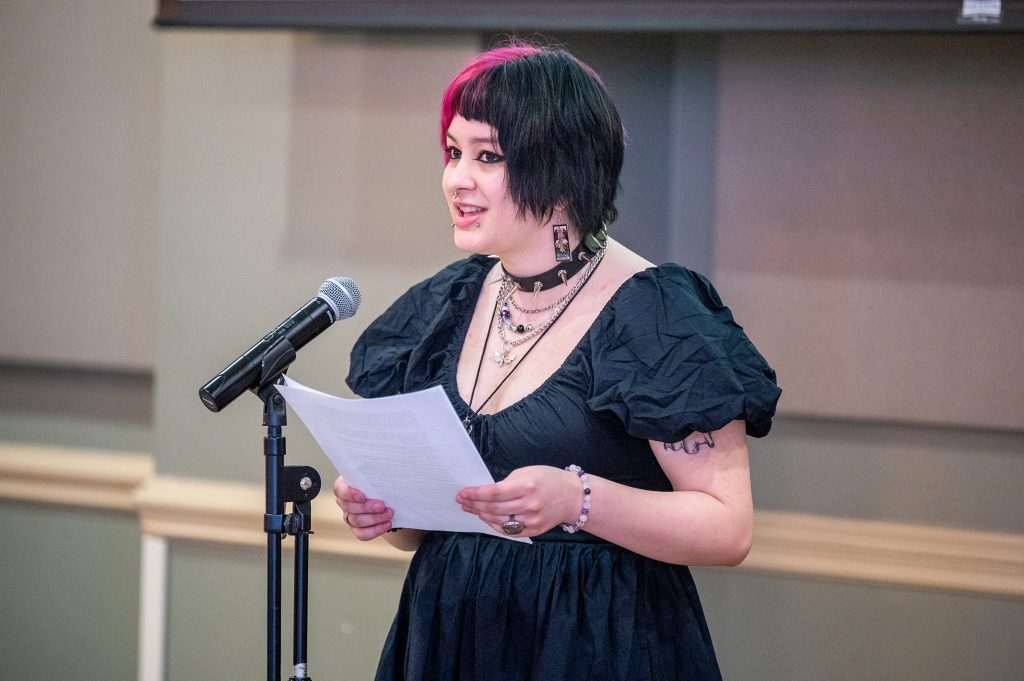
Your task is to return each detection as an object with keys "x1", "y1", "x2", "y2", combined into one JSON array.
[{"x1": 561, "y1": 464, "x2": 591, "y2": 533}]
